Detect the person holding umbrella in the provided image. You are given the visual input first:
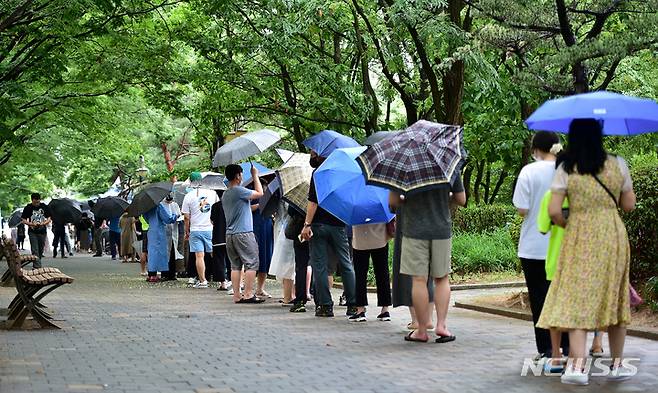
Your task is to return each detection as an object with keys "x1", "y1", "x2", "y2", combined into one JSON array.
[
  {"x1": 21, "y1": 193, "x2": 52, "y2": 268},
  {"x1": 143, "y1": 201, "x2": 179, "y2": 282}
]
